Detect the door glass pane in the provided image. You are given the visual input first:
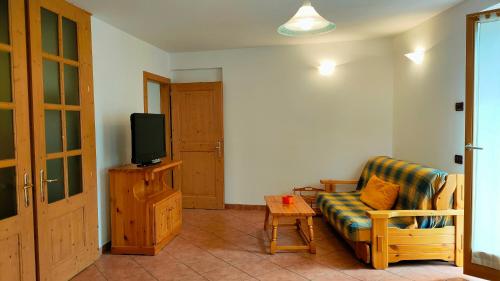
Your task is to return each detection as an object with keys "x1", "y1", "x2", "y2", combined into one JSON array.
[
  {"x1": 43, "y1": 59, "x2": 60, "y2": 104},
  {"x1": 66, "y1": 111, "x2": 81, "y2": 150},
  {"x1": 0, "y1": 0, "x2": 9, "y2": 44},
  {"x1": 45, "y1": 110, "x2": 62, "y2": 153},
  {"x1": 41, "y1": 8, "x2": 58, "y2": 55},
  {"x1": 62, "y1": 17, "x2": 78, "y2": 61},
  {"x1": 0, "y1": 110, "x2": 14, "y2": 160},
  {"x1": 471, "y1": 19, "x2": 500, "y2": 270},
  {"x1": 0, "y1": 51, "x2": 11, "y2": 102},
  {"x1": 68, "y1": 155, "x2": 82, "y2": 197},
  {"x1": 47, "y1": 158, "x2": 64, "y2": 203},
  {"x1": 64, "y1": 64, "x2": 79, "y2": 105},
  {"x1": 0, "y1": 167, "x2": 16, "y2": 220}
]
